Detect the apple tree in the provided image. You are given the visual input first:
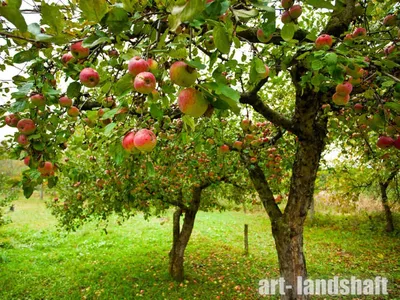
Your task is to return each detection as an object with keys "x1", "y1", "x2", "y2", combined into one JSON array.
[{"x1": 0, "y1": 1, "x2": 399, "y2": 299}]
